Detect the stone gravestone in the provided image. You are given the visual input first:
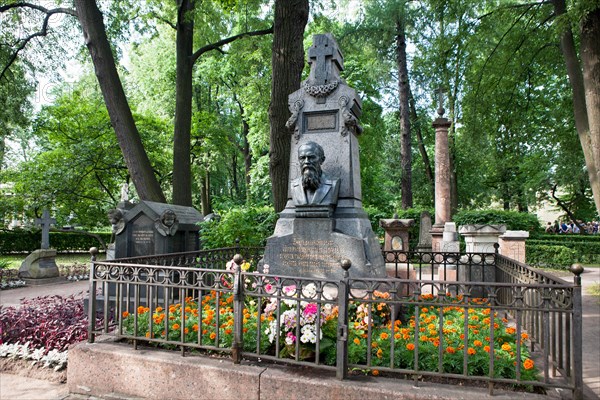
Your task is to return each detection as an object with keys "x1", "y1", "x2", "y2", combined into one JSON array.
[
  {"x1": 458, "y1": 224, "x2": 506, "y2": 297},
  {"x1": 112, "y1": 201, "x2": 203, "y2": 259},
  {"x1": 416, "y1": 211, "x2": 433, "y2": 252},
  {"x1": 262, "y1": 33, "x2": 385, "y2": 280},
  {"x1": 19, "y1": 209, "x2": 61, "y2": 283}
]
